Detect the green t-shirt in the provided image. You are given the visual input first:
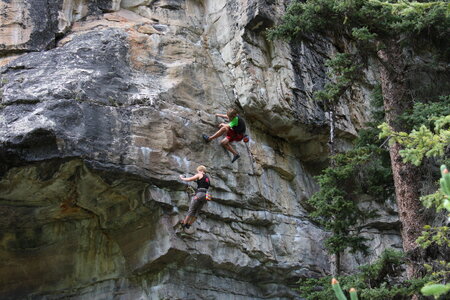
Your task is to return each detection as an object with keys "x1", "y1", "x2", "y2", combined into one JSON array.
[
  {"x1": 228, "y1": 116, "x2": 238, "y2": 128},
  {"x1": 228, "y1": 115, "x2": 246, "y2": 133}
]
